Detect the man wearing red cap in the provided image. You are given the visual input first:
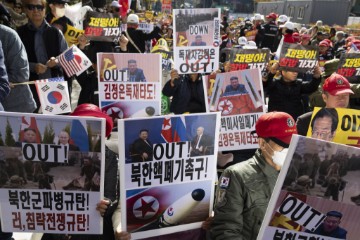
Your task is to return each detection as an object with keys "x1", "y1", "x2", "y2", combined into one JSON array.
[
  {"x1": 297, "y1": 73, "x2": 354, "y2": 136},
  {"x1": 257, "y1": 12, "x2": 278, "y2": 52},
  {"x1": 318, "y1": 40, "x2": 334, "y2": 68},
  {"x1": 211, "y1": 112, "x2": 297, "y2": 240}
]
